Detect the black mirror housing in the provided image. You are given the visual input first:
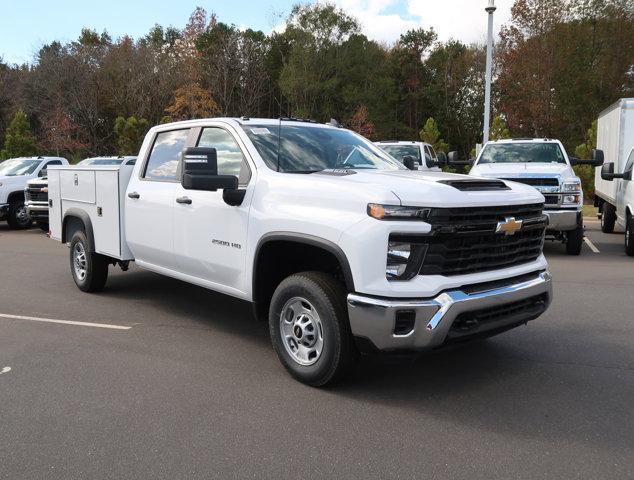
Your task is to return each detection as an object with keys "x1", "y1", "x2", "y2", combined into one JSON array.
[
  {"x1": 402, "y1": 155, "x2": 417, "y2": 171},
  {"x1": 591, "y1": 149, "x2": 604, "y2": 166},
  {"x1": 181, "y1": 146, "x2": 238, "y2": 191},
  {"x1": 38, "y1": 169, "x2": 47, "y2": 177},
  {"x1": 600, "y1": 162, "x2": 623, "y2": 181},
  {"x1": 447, "y1": 151, "x2": 473, "y2": 166},
  {"x1": 436, "y1": 152, "x2": 448, "y2": 168}
]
